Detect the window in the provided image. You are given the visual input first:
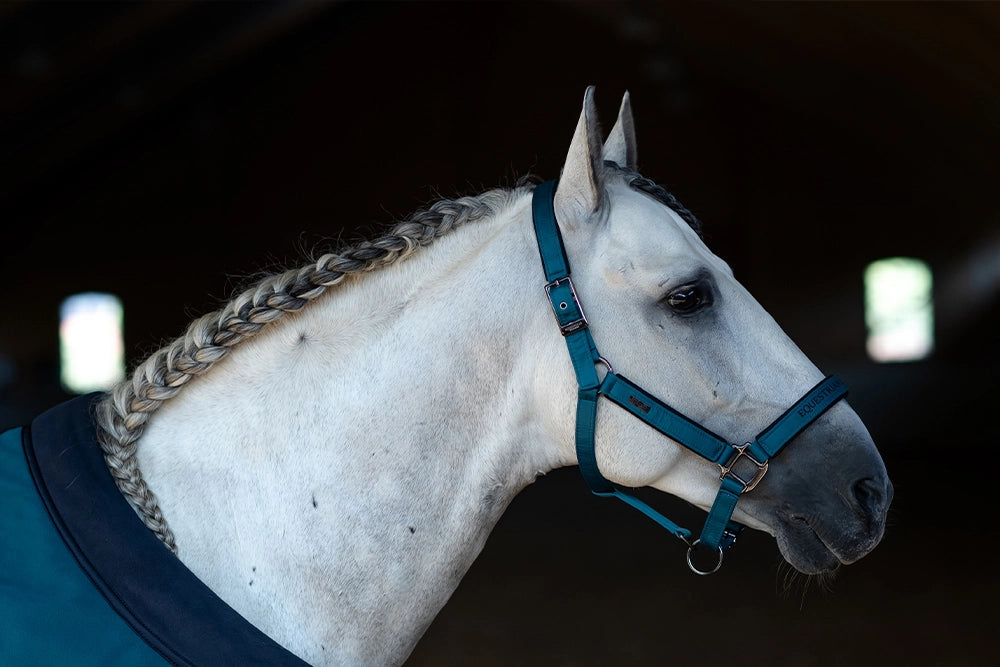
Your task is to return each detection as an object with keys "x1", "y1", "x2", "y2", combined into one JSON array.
[
  {"x1": 864, "y1": 258, "x2": 934, "y2": 362},
  {"x1": 59, "y1": 292, "x2": 125, "y2": 393}
]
